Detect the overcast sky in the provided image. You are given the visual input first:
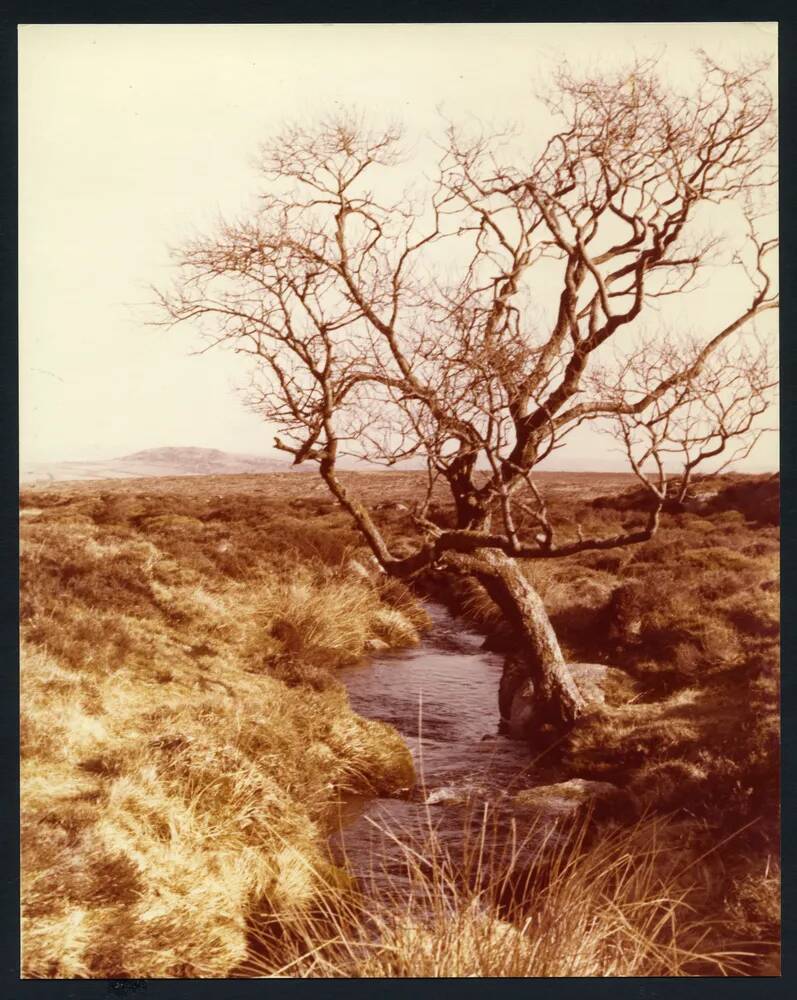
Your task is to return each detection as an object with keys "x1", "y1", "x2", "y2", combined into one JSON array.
[{"x1": 19, "y1": 22, "x2": 778, "y2": 470}]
